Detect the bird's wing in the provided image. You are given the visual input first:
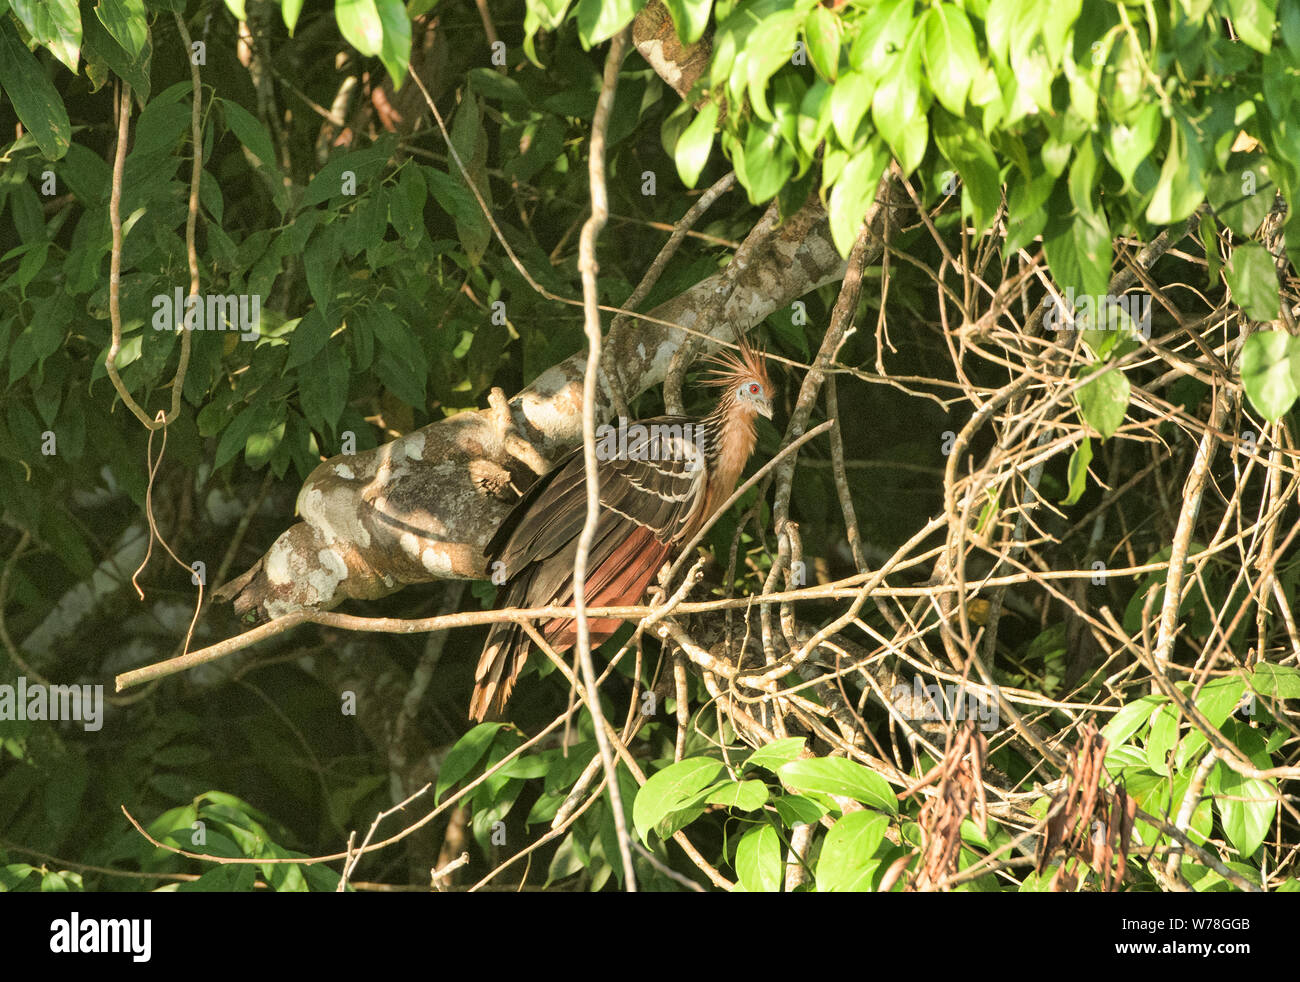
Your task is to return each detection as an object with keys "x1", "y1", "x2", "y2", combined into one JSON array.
[{"x1": 489, "y1": 416, "x2": 708, "y2": 575}]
